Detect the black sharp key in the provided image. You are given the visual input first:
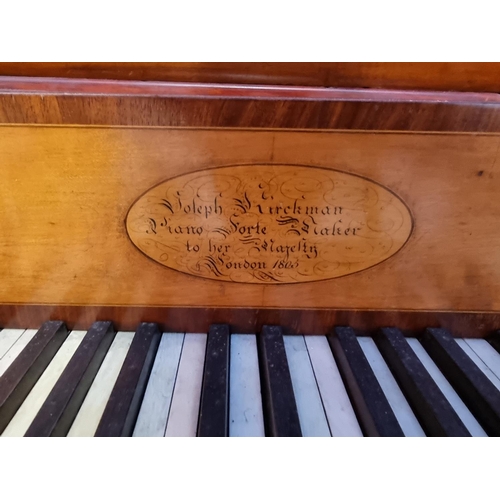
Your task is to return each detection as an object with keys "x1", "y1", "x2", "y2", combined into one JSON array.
[
  {"x1": 0, "y1": 321, "x2": 69, "y2": 434},
  {"x1": 197, "y1": 324, "x2": 230, "y2": 437},
  {"x1": 375, "y1": 328, "x2": 470, "y2": 436},
  {"x1": 258, "y1": 325, "x2": 301, "y2": 437},
  {"x1": 487, "y1": 331, "x2": 500, "y2": 356},
  {"x1": 421, "y1": 328, "x2": 500, "y2": 436},
  {"x1": 25, "y1": 321, "x2": 116, "y2": 437},
  {"x1": 328, "y1": 327, "x2": 404, "y2": 437},
  {"x1": 121, "y1": 327, "x2": 163, "y2": 438},
  {"x1": 95, "y1": 323, "x2": 161, "y2": 437}
]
